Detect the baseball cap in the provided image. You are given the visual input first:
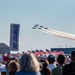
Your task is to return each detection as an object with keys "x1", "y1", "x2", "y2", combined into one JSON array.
[
  {"x1": 48, "y1": 54, "x2": 55, "y2": 59},
  {"x1": 47, "y1": 54, "x2": 56, "y2": 64}
]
